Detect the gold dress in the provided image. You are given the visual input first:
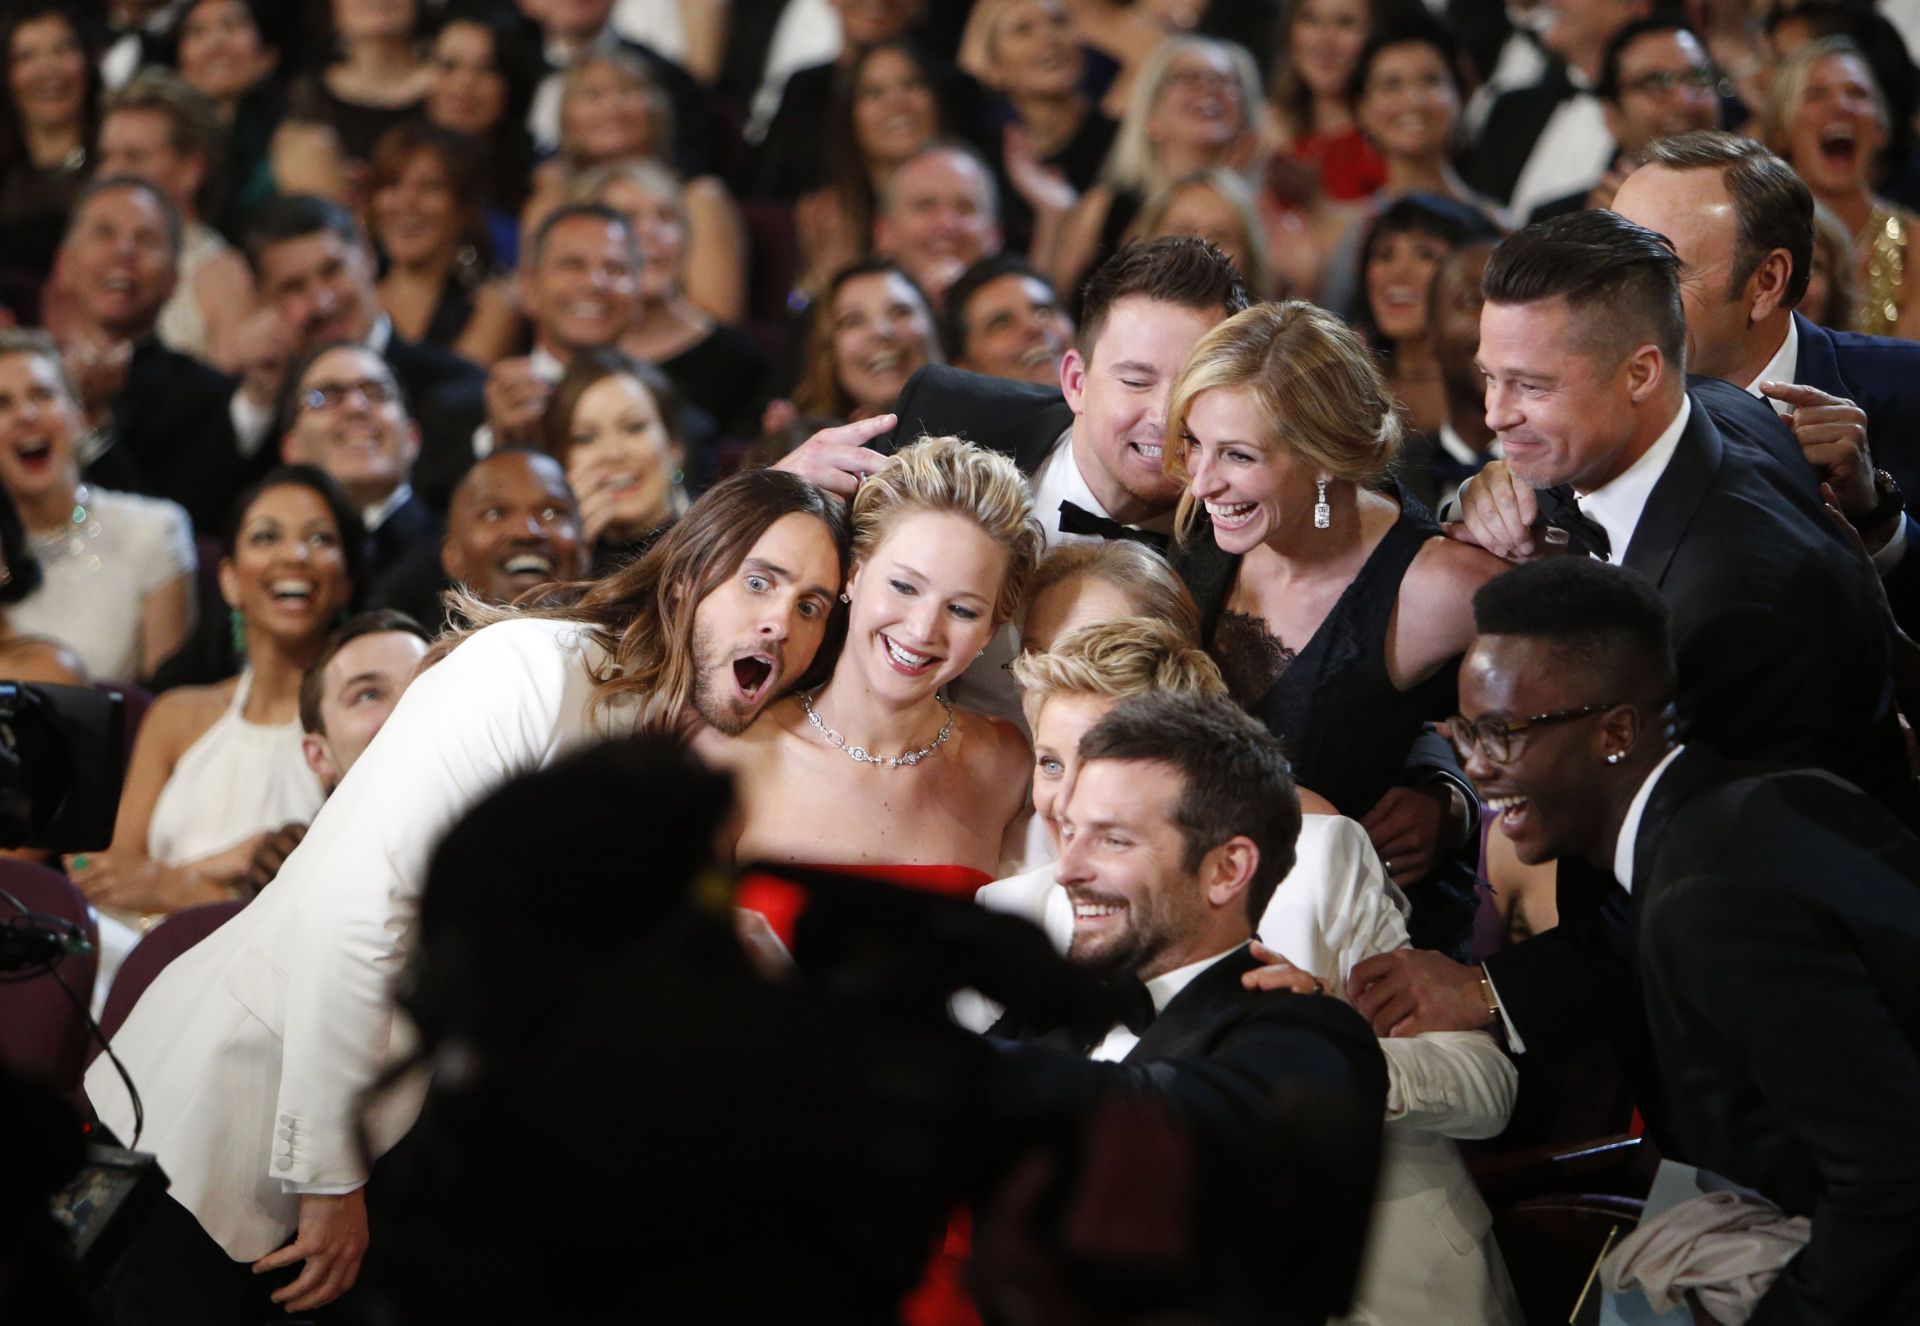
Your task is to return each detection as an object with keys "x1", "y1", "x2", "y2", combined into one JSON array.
[{"x1": 1857, "y1": 203, "x2": 1911, "y2": 337}]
